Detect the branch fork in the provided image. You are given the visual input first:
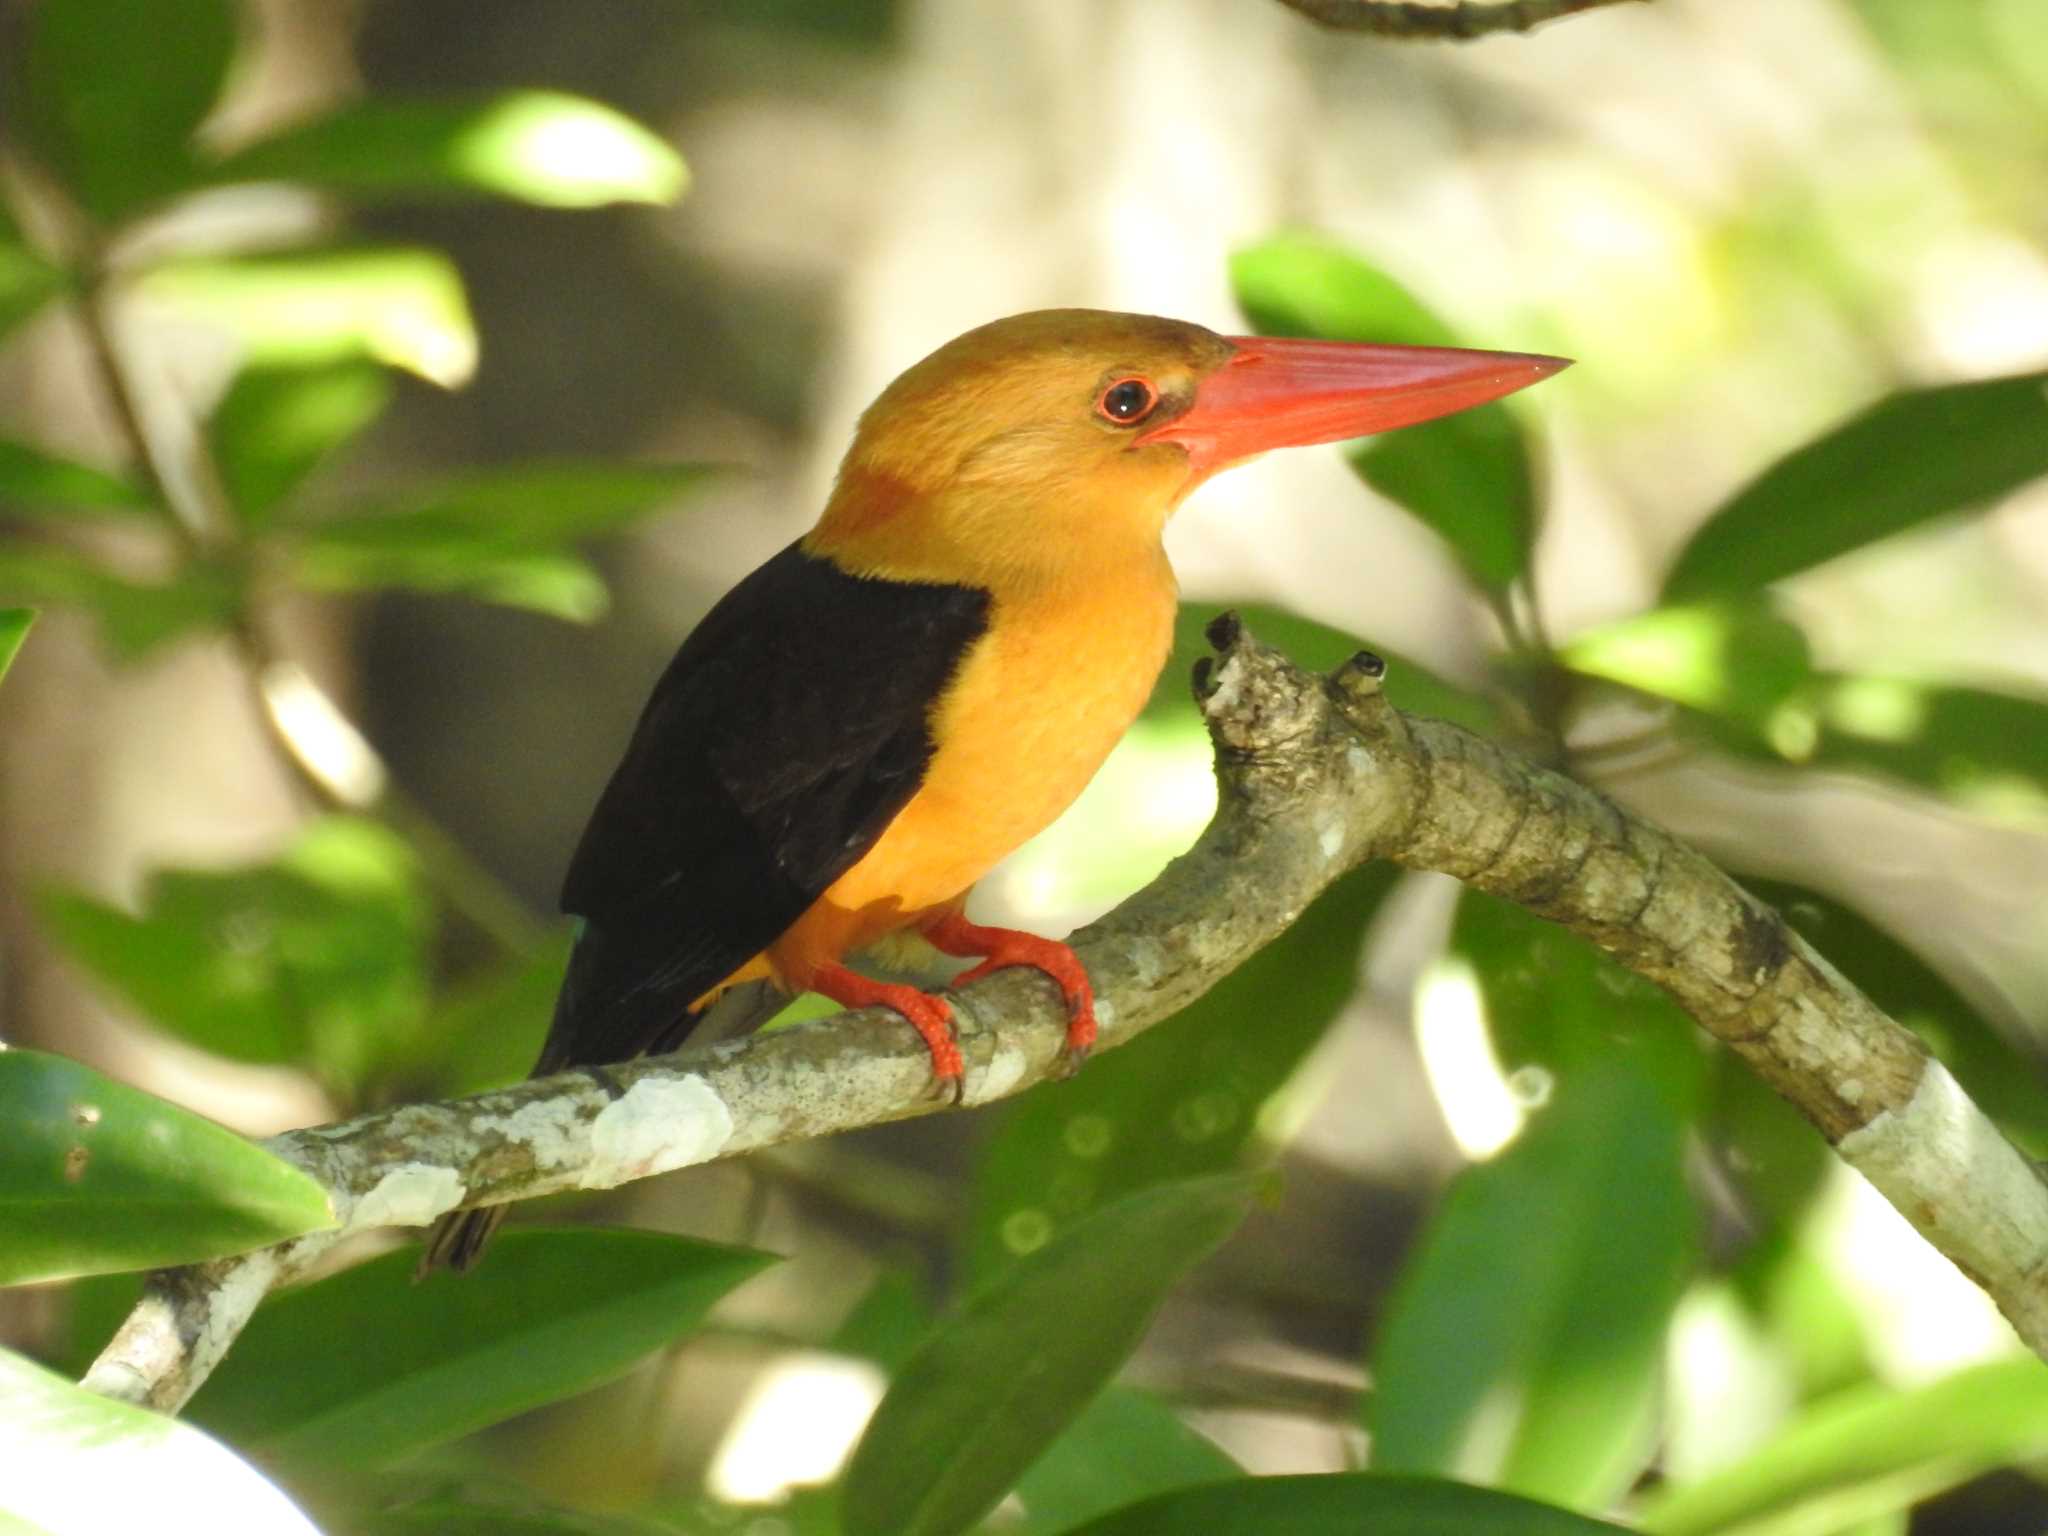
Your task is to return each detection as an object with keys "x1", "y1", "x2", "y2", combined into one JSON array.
[{"x1": 83, "y1": 620, "x2": 2048, "y2": 1415}]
